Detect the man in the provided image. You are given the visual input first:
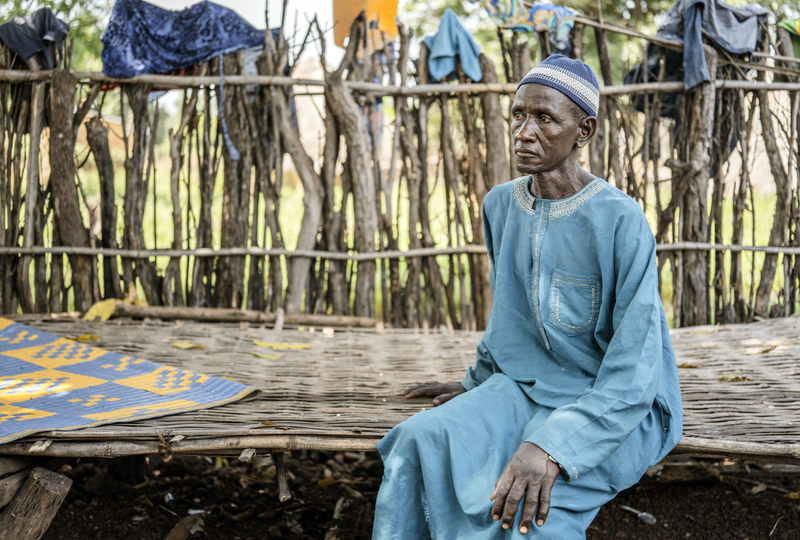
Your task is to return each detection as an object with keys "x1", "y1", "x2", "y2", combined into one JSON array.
[{"x1": 371, "y1": 54, "x2": 682, "y2": 539}]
